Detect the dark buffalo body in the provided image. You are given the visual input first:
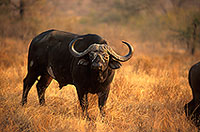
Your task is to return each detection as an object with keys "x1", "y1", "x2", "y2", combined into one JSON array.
[
  {"x1": 185, "y1": 62, "x2": 200, "y2": 128},
  {"x1": 22, "y1": 29, "x2": 133, "y2": 119}
]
